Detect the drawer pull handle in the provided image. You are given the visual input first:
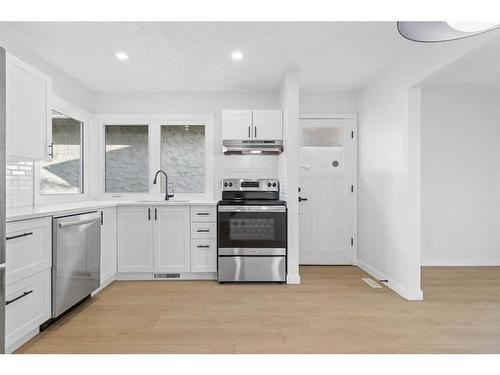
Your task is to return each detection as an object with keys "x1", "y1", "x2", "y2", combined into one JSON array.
[
  {"x1": 197, "y1": 245, "x2": 211, "y2": 248},
  {"x1": 6, "y1": 232, "x2": 34, "y2": 241},
  {"x1": 196, "y1": 212, "x2": 210, "y2": 216},
  {"x1": 197, "y1": 229, "x2": 210, "y2": 233},
  {"x1": 6, "y1": 290, "x2": 33, "y2": 306}
]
